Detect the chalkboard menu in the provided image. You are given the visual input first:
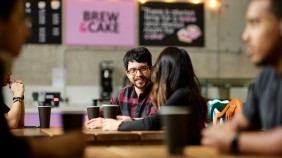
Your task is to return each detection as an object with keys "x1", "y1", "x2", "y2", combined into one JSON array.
[
  {"x1": 139, "y1": 2, "x2": 204, "y2": 47},
  {"x1": 25, "y1": 0, "x2": 62, "y2": 44}
]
